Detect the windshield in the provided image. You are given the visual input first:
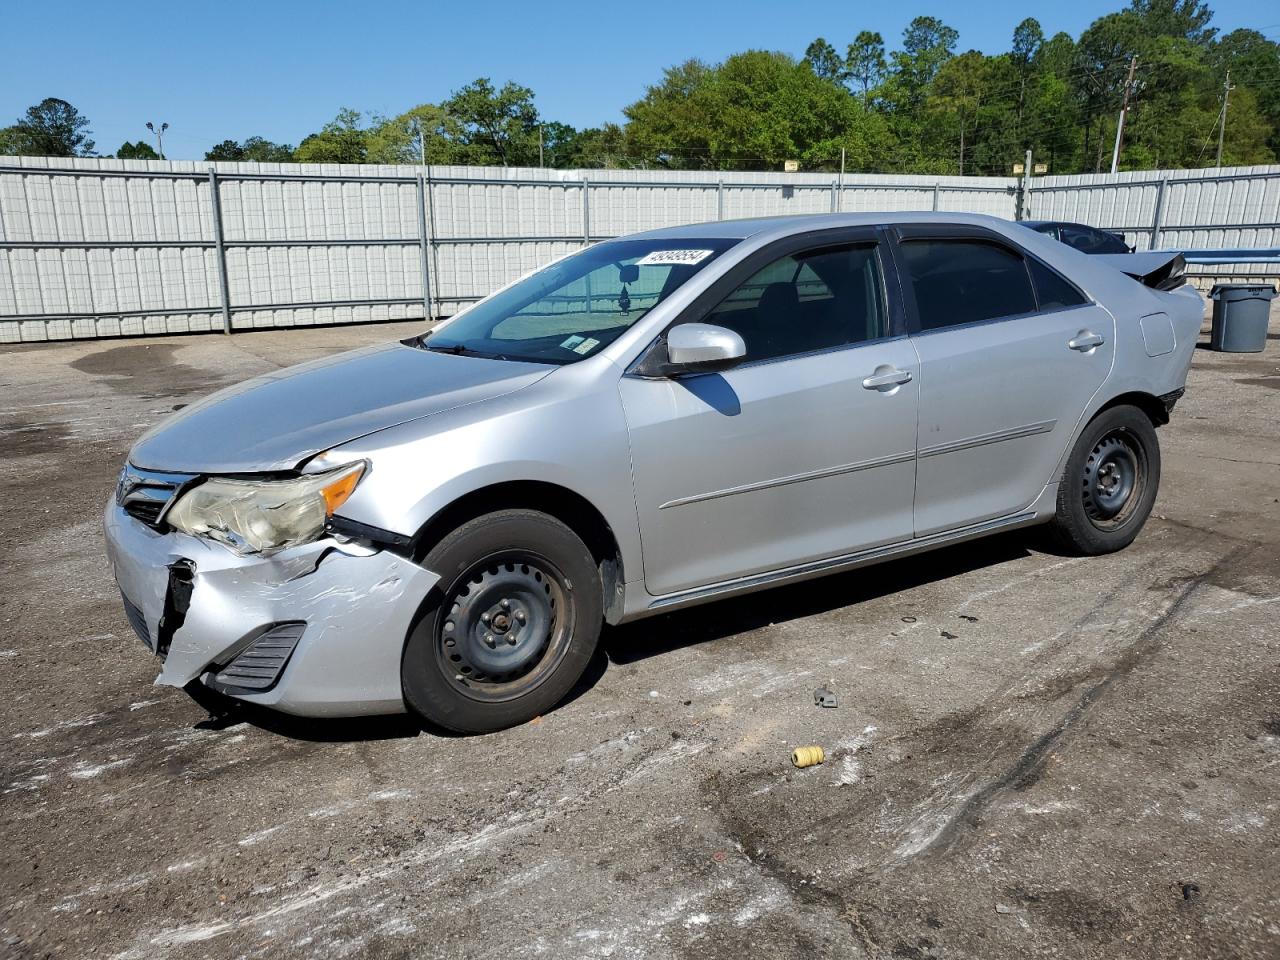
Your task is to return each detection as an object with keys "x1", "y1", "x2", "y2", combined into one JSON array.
[{"x1": 420, "y1": 238, "x2": 739, "y2": 364}]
